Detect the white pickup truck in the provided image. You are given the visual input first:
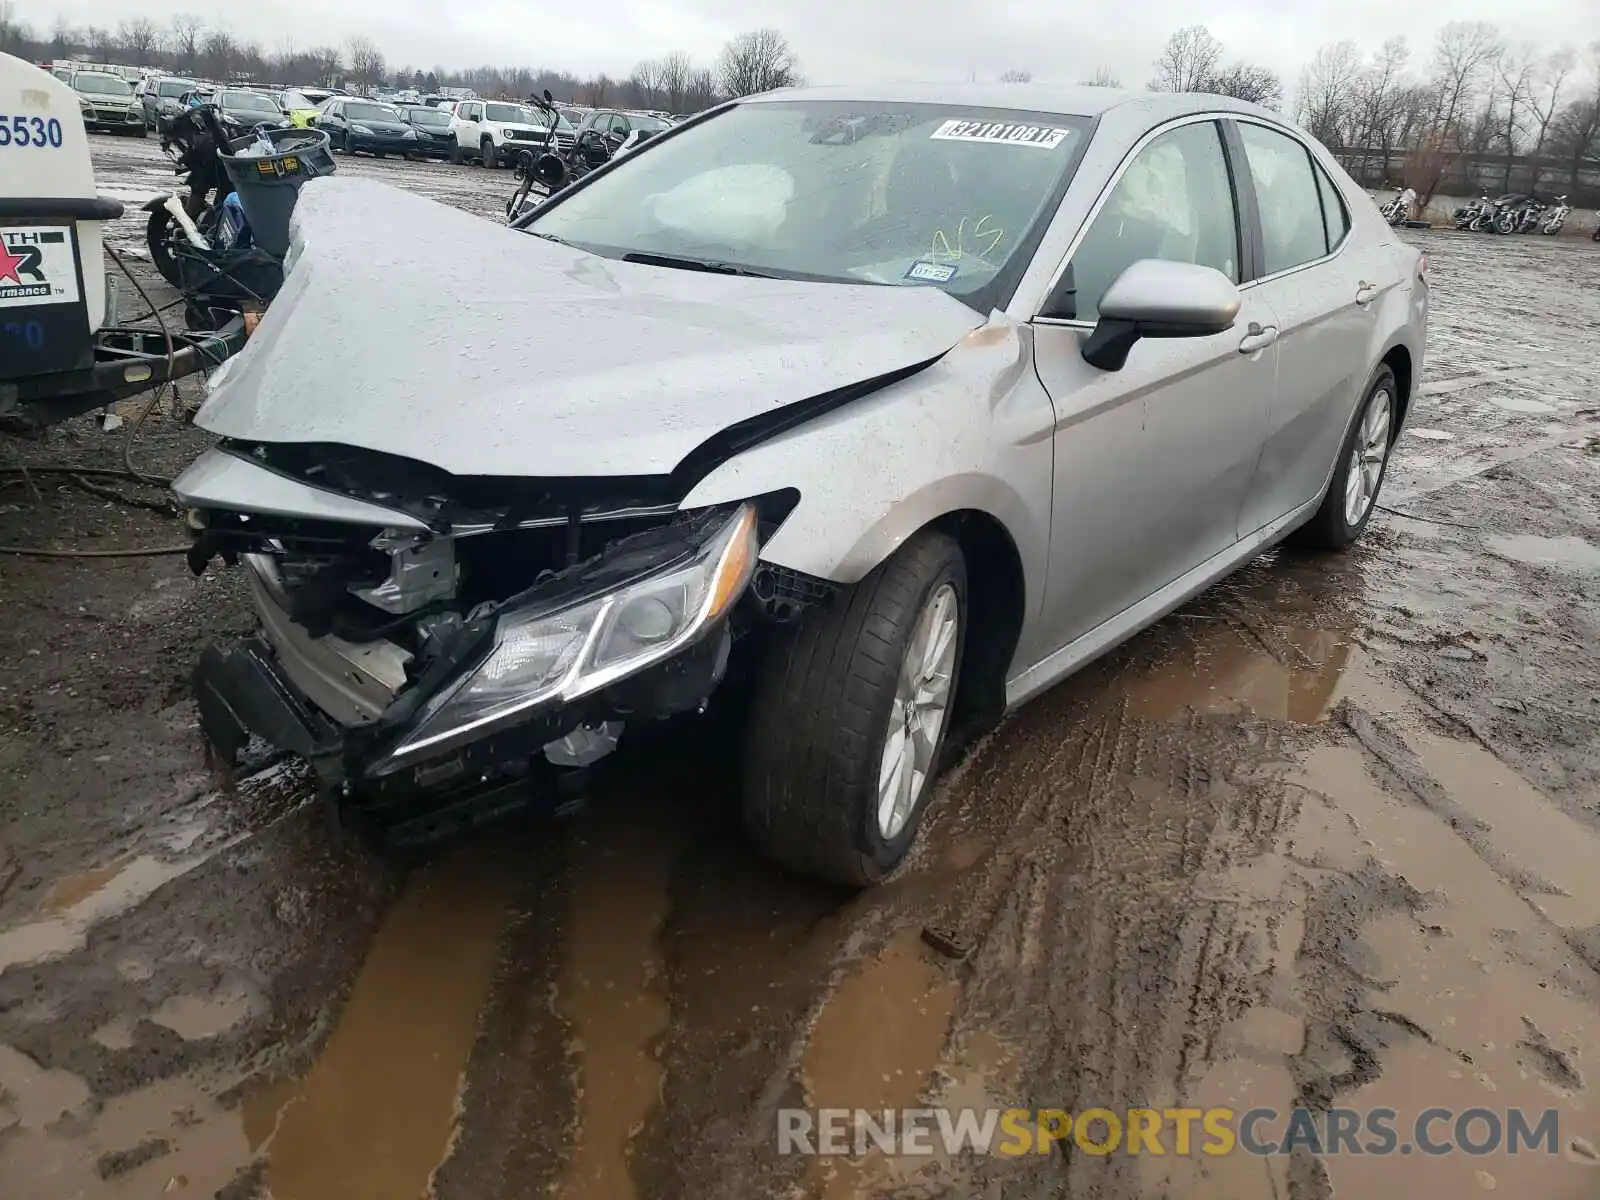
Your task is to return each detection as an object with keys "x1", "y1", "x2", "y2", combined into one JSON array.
[{"x1": 447, "y1": 98, "x2": 574, "y2": 167}]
